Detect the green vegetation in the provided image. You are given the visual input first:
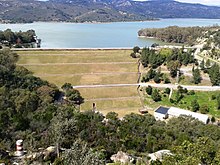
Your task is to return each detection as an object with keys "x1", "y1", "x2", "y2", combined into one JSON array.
[
  {"x1": 144, "y1": 87, "x2": 220, "y2": 117},
  {"x1": 192, "y1": 68, "x2": 202, "y2": 84},
  {"x1": 0, "y1": 29, "x2": 37, "y2": 48},
  {"x1": 138, "y1": 26, "x2": 219, "y2": 45},
  {"x1": 1, "y1": 49, "x2": 220, "y2": 164}
]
